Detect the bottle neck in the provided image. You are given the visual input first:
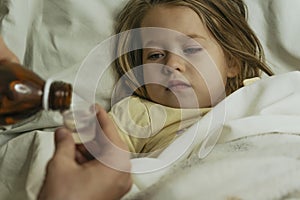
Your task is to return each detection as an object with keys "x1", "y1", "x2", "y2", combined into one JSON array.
[{"x1": 48, "y1": 81, "x2": 72, "y2": 111}]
